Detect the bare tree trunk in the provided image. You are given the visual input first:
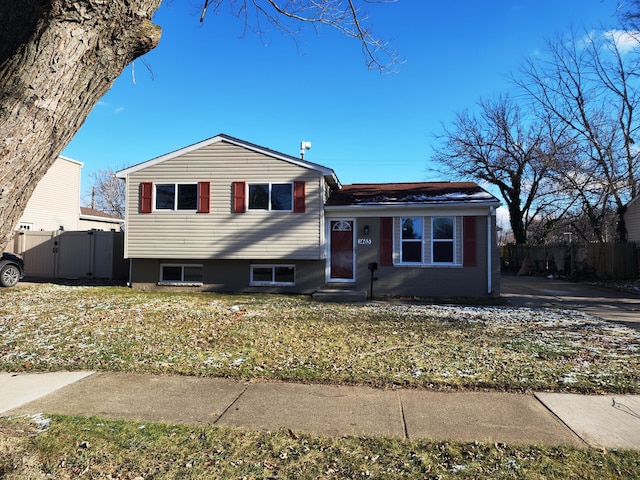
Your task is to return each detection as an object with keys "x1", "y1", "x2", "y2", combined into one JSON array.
[{"x1": 0, "y1": 0, "x2": 161, "y2": 251}]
